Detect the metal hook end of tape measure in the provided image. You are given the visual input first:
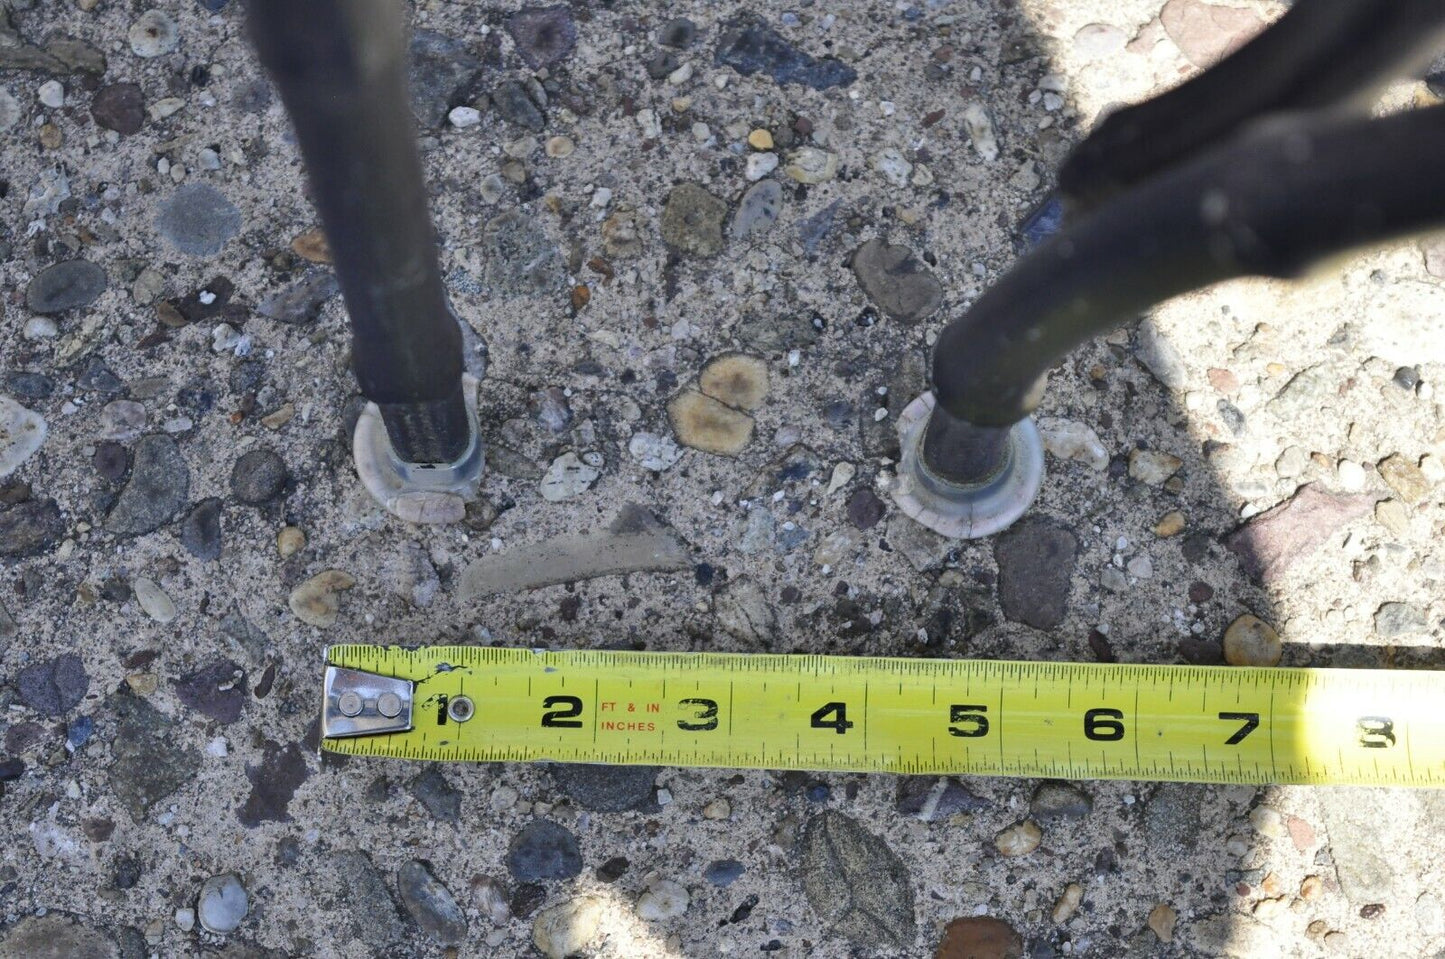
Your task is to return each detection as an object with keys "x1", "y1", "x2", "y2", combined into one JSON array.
[{"x1": 321, "y1": 664, "x2": 414, "y2": 739}]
